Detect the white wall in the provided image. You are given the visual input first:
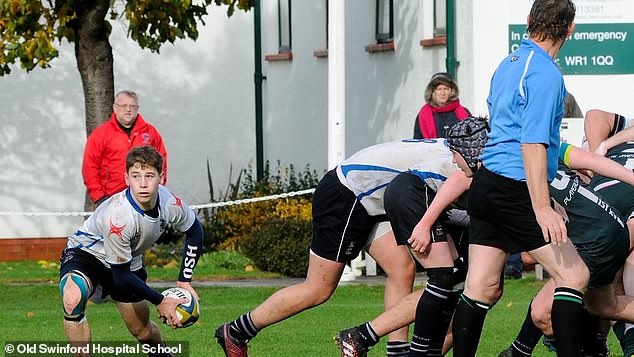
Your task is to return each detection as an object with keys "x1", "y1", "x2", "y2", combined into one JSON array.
[
  {"x1": 260, "y1": 1, "x2": 329, "y2": 173},
  {"x1": 344, "y1": 1, "x2": 445, "y2": 155},
  {"x1": 111, "y1": 8, "x2": 256, "y2": 205},
  {"x1": 0, "y1": 40, "x2": 86, "y2": 238}
]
